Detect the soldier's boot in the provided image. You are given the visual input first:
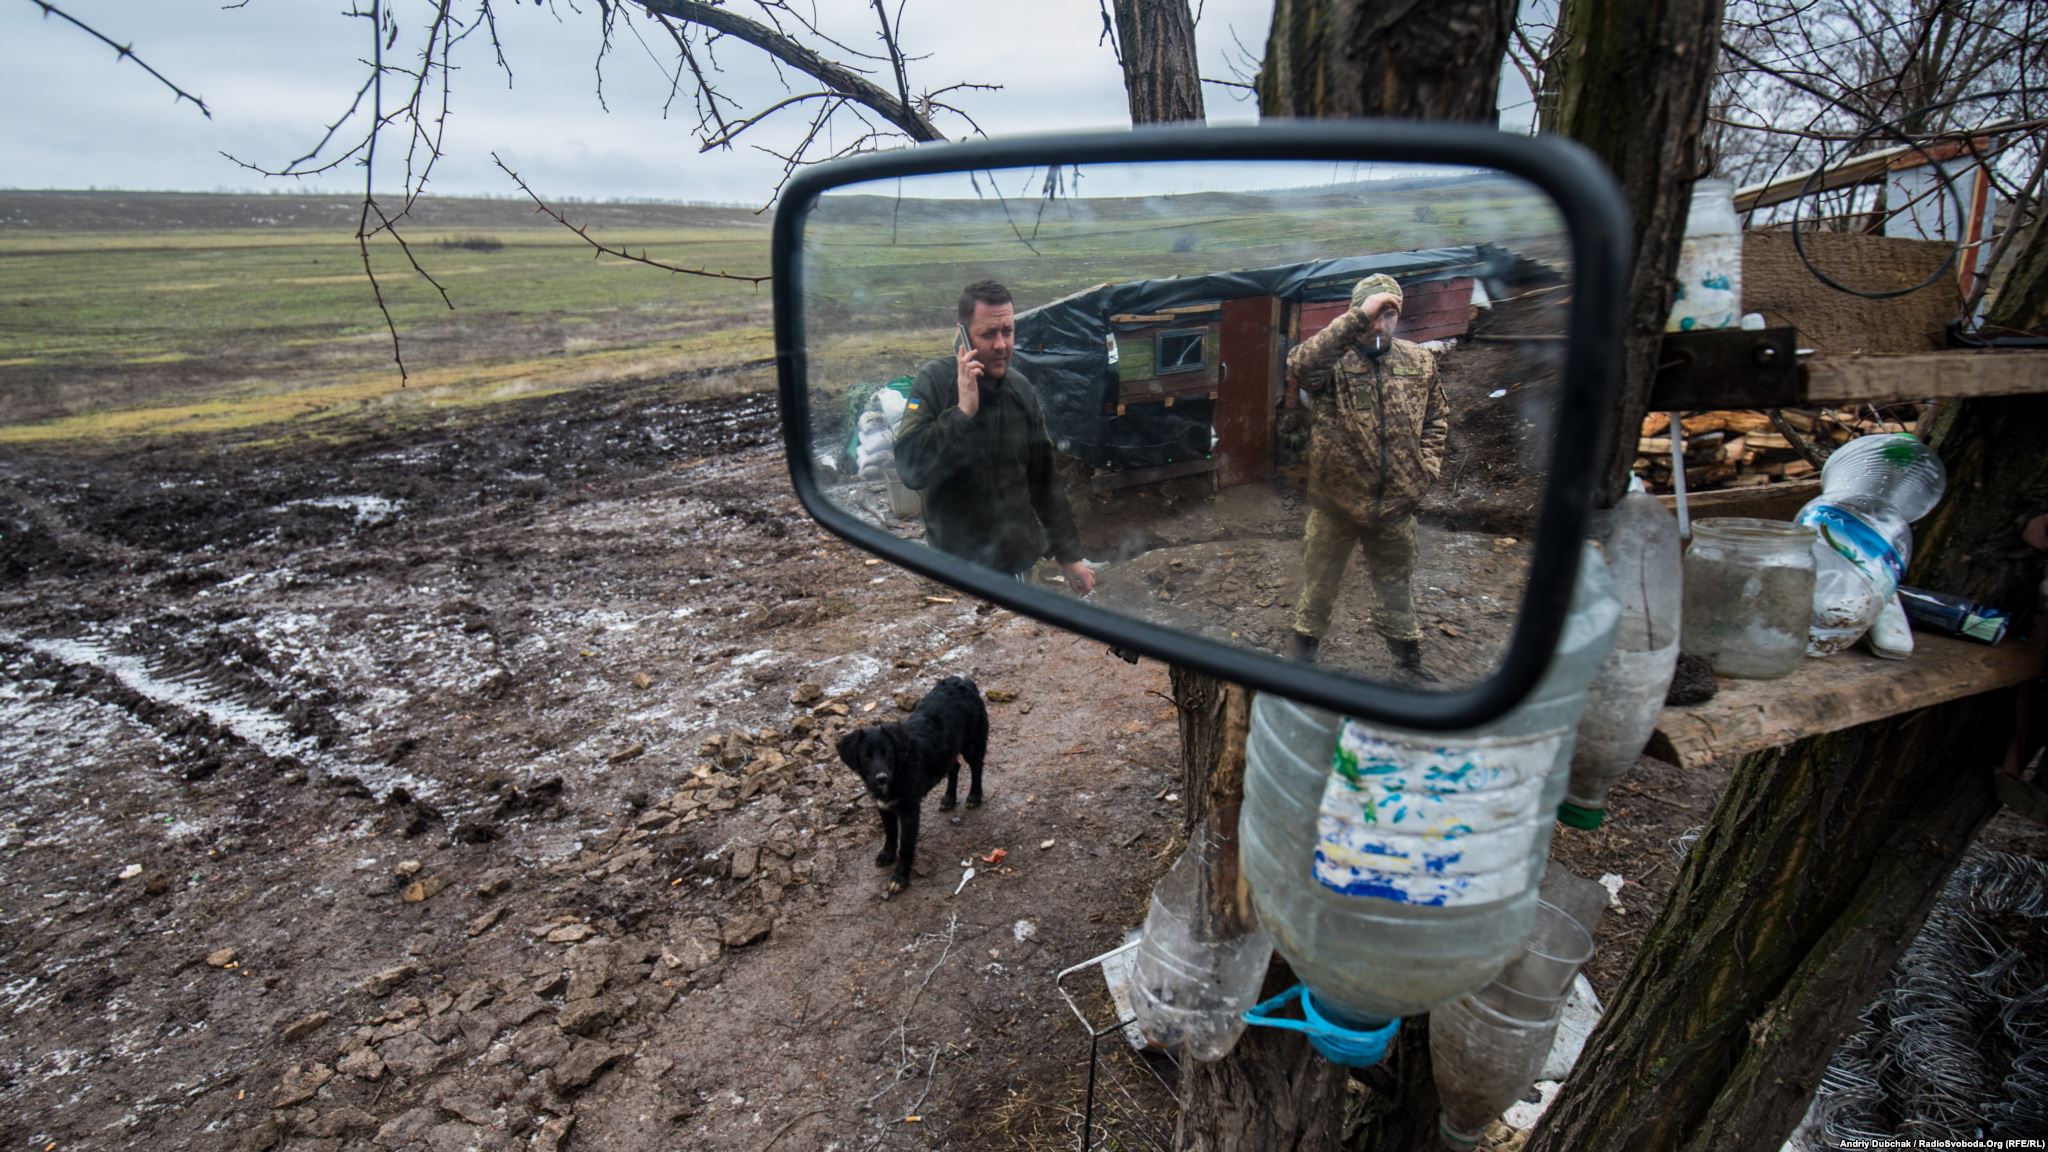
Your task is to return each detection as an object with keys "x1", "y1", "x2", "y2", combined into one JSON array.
[
  {"x1": 1387, "y1": 638, "x2": 1439, "y2": 686},
  {"x1": 1288, "y1": 631, "x2": 1321, "y2": 665}
]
